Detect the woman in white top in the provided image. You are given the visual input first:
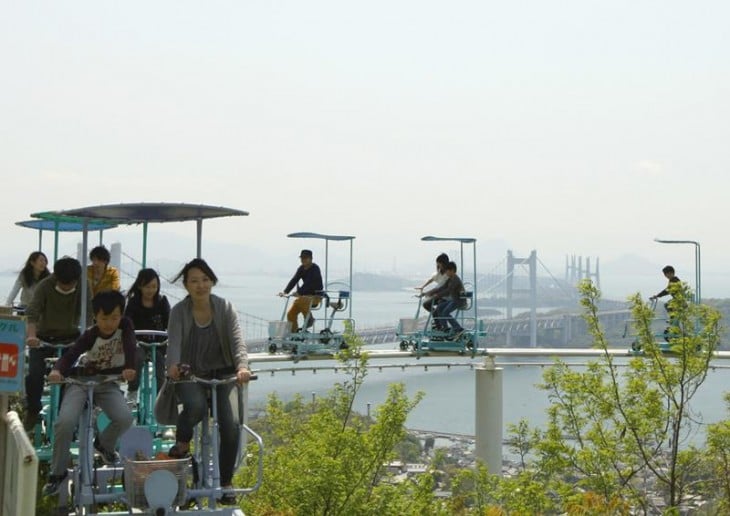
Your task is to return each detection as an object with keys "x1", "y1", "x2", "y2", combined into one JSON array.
[
  {"x1": 416, "y1": 253, "x2": 449, "y2": 314},
  {"x1": 5, "y1": 251, "x2": 50, "y2": 308}
]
